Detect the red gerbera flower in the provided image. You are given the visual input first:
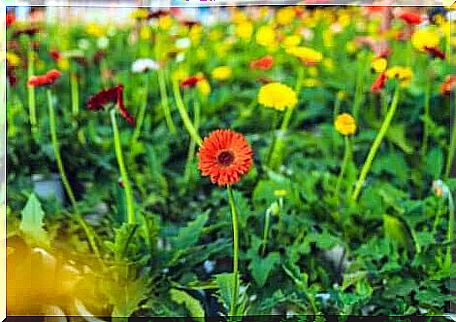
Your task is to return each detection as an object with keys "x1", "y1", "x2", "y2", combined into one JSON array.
[
  {"x1": 49, "y1": 49, "x2": 61, "y2": 61},
  {"x1": 424, "y1": 46, "x2": 446, "y2": 60},
  {"x1": 6, "y1": 12, "x2": 15, "y2": 27},
  {"x1": 250, "y1": 56, "x2": 274, "y2": 70},
  {"x1": 198, "y1": 129, "x2": 253, "y2": 186},
  {"x1": 440, "y1": 75, "x2": 456, "y2": 96},
  {"x1": 27, "y1": 69, "x2": 61, "y2": 87},
  {"x1": 180, "y1": 75, "x2": 204, "y2": 88},
  {"x1": 370, "y1": 72, "x2": 387, "y2": 93},
  {"x1": 86, "y1": 85, "x2": 135, "y2": 126},
  {"x1": 398, "y1": 11, "x2": 423, "y2": 25}
]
